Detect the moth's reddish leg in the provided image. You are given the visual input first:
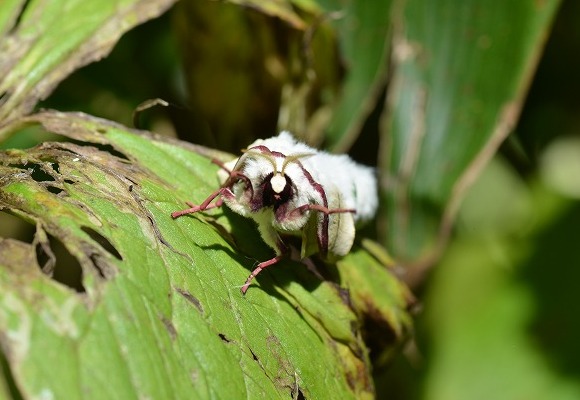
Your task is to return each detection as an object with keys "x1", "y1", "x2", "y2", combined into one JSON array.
[
  {"x1": 241, "y1": 240, "x2": 289, "y2": 294},
  {"x1": 211, "y1": 158, "x2": 232, "y2": 173},
  {"x1": 290, "y1": 203, "x2": 356, "y2": 217},
  {"x1": 241, "y1": 255, "x2": 285, "y2": 294},
  {"x1": 211, "y1": 159, "x2": 254, "y2": 198},
  {"x1": 171, "y1": 188, "x2": 224, "y2": 218}
]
